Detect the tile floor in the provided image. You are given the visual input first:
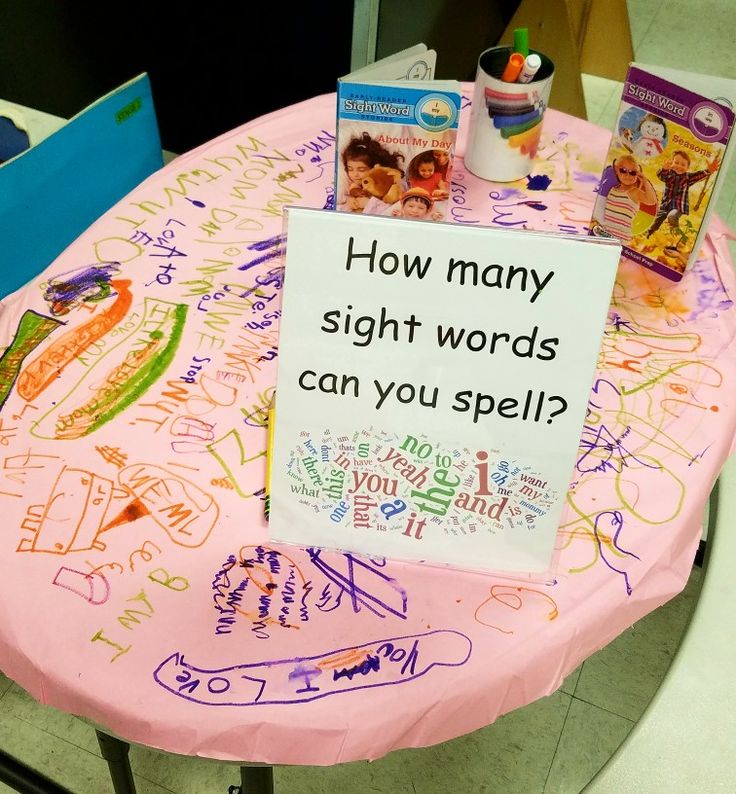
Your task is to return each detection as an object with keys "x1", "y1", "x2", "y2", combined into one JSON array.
[
  {"x1": 0, "y1": 1, "x2": 731, "y2": 791},
  {"x1": 0, "y1": 563, "x2": 706, "y2": 794}
]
